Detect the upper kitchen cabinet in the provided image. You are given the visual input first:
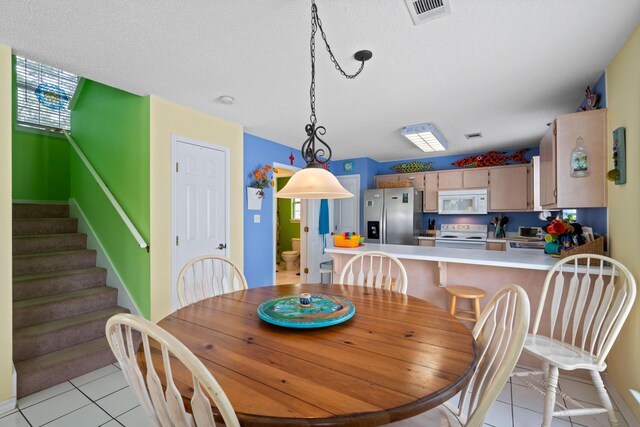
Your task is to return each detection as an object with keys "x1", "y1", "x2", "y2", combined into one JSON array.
[
  {"x1": 374, "y1": 172, "x2": 425, "y2": 189},
  {"x1": 489, "y1": 164, "x2": 532, "y2": 211},
  {"x1": 423, "y1": 172, "x2": 438, "y2": 212},
  {"x1": 540, "y1": 109, "x2": 607, "y2": 208},
  {"x1": 437, "y1": 169, "x2": 489, "y2": 190}
]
